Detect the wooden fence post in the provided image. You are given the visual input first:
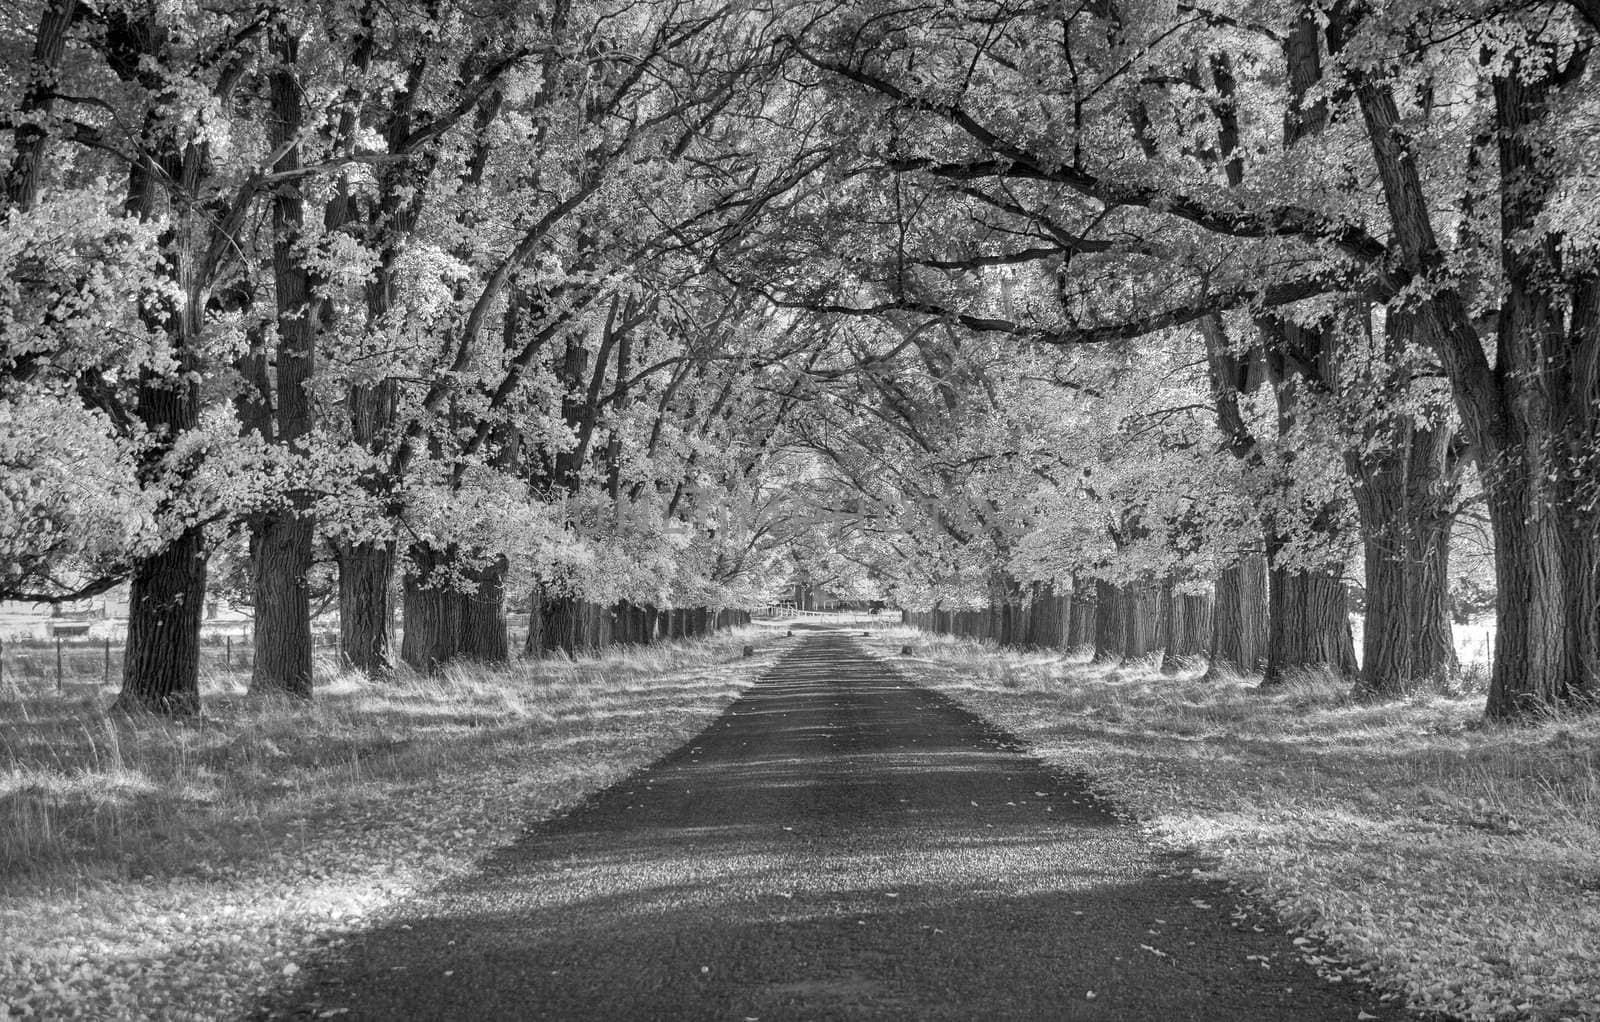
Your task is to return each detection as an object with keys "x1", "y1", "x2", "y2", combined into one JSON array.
[
  {"x1": 104, "y1": 637, "x2": 111, "y2": 685},
  {"x1": 56, "y1": 637, "x2": 63, "y2": 692}
]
